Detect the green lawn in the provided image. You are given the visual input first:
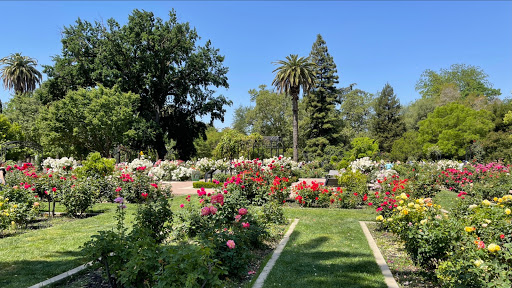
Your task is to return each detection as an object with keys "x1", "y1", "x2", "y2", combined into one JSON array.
[
  {"x1": 433, "y1": 190, "x2": 461, "y2": 211},
  {"x1": 0, "y1": 202, "x2": 135, "y2": 288},
  {"x1": 1, "y1": 198, "x2": 390, "y2": 288},
  {"x1": 262, "y1": 207, "x2": 387, "y2": 288}
]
